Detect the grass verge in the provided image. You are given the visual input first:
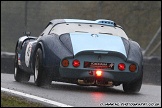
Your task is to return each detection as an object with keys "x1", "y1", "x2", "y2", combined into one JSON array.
[{"x1": 1, "y1": 92, "x2": 46, "y2": 107}]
